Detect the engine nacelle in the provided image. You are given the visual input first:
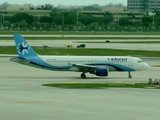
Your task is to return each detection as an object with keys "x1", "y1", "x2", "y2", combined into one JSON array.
[{"x1": 95, "y1": 68, "x2": 108, "y2": 76}]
